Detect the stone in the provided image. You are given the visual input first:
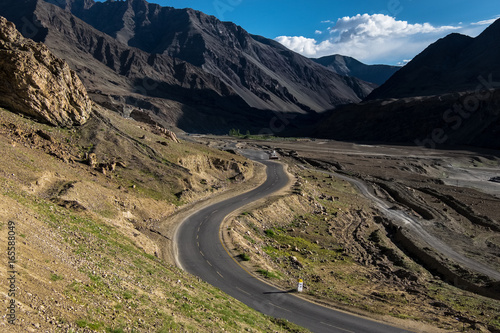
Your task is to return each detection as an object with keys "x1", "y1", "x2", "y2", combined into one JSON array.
[
  {"x1": 154, "y1": 125, "x2": 180, "y2": 143},
  {"x1": 0, "y1": 16, "x2": 91, "y2": 127},
  {"x1": 86, "y1": 153, "x2": 98, "y2": 168}
]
